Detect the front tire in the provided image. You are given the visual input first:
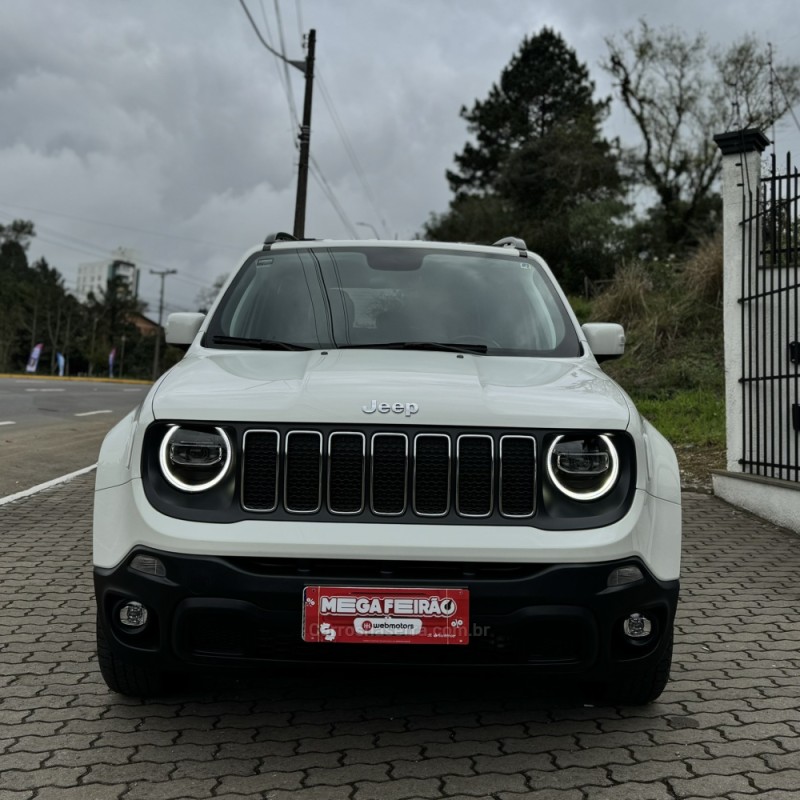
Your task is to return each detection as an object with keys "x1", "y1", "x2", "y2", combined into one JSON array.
[
  {"x1": 606, "y1": 624, "x2": 673, "y2": 706},
  {"x1": 96, "y1": 612, "x2": 169, "y2": 697}
]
